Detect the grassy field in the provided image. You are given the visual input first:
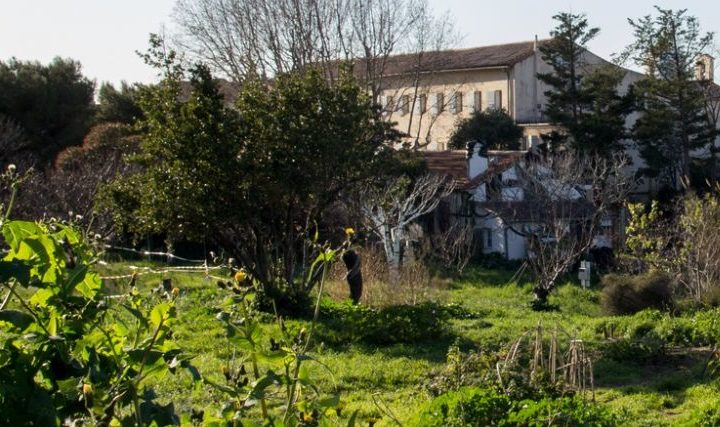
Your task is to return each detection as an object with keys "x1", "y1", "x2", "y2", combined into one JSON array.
[{"x1": 95, "y1": 261, "x2": 720, "y2": 426}]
